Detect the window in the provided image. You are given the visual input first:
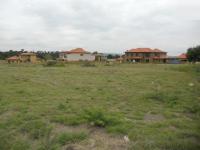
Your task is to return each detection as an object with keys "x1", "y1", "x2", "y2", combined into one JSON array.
[{"x1": 145, "y1": 53, "x2": 150, "y2": 57}]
